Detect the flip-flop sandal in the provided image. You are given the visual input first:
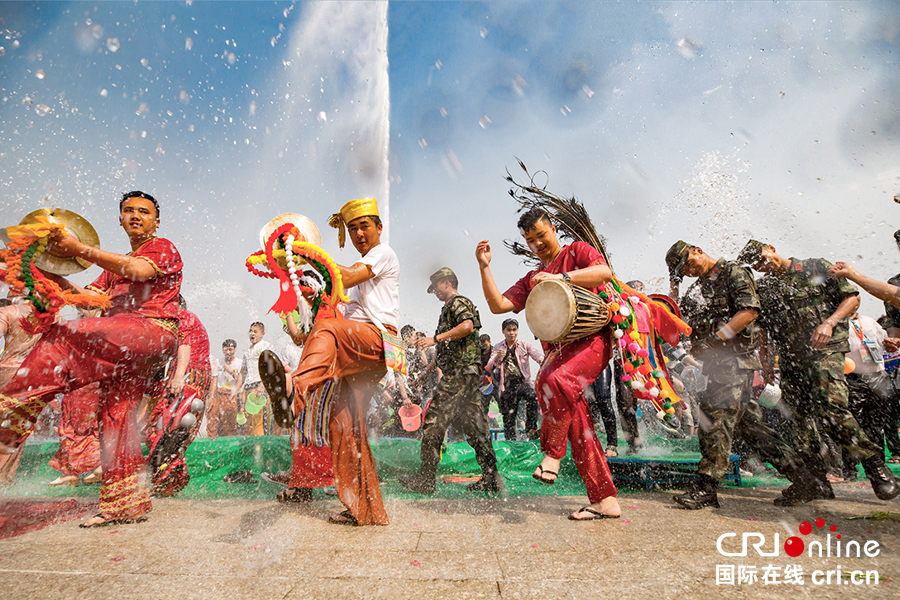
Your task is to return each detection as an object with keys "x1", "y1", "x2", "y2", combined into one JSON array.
[
  {"x1": 328, "y1": 510, "x2": 359, "y2": 526},
  {"x1": 277, "y1": 487, "x2": 313, "y2": 503},
  {"x1": 259, "y1": 349, "x2": 293, "y2": 429},
  {"x1": 79, "y1": 513, "x2": 149, "y2": 528},
  {"x1": 568, "y1": 506, "x2": 620, "y2": 521},
  {"x1": 532, "y1": 465, "x2": 558, "y2": 485}
]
